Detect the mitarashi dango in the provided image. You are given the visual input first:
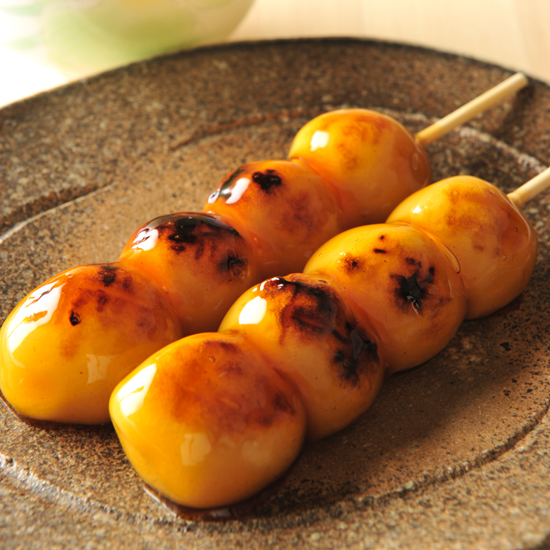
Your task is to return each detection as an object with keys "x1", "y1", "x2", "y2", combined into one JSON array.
[
  {"x1": 219, "y1": 274, "x2": 386, "y2": 440},
  {"x1": 304, "y1": 223, "x2": 468, "y2": 373},
  {"x1": 110, "y1": 168, "x2": 541, "y2": 509},
  {"x1": 288, "y1": 109, "x2": 431, "y2": 229},
  {"x1": 387, "y1": 176, "x2": 538, "y2": 319},
  {"x1": 110, "y1": 331, "x2": 306, "y2": 509},
  {"x1": 1, "y1": 76, "x2": 528, "y2": 425},
  {"x1": 0, "y1": 264, "x2": 182, "y2": 424}
]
